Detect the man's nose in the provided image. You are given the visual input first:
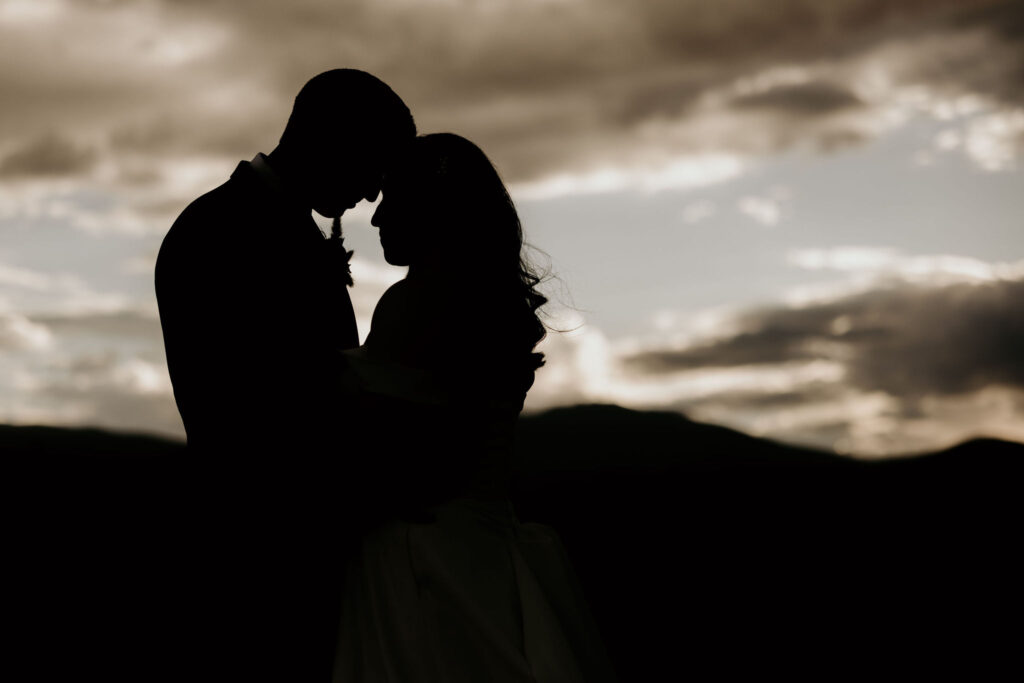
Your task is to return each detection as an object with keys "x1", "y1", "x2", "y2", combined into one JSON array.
[
  {"x1": 371, "y1": 203, "x2": 383, "y2": 227},
  {"x1": 364, "y1": 188, "x2": 380, "y2": 203}
]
